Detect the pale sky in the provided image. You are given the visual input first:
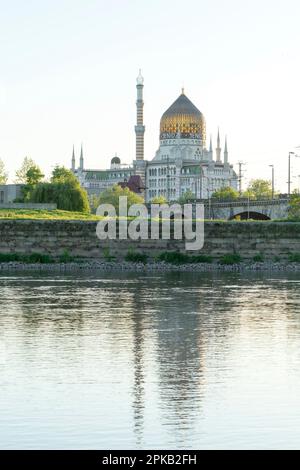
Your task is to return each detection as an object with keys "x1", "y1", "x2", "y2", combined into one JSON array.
[{"x1": 0, "y1": 0, "x2": 300, "y2": 192}]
